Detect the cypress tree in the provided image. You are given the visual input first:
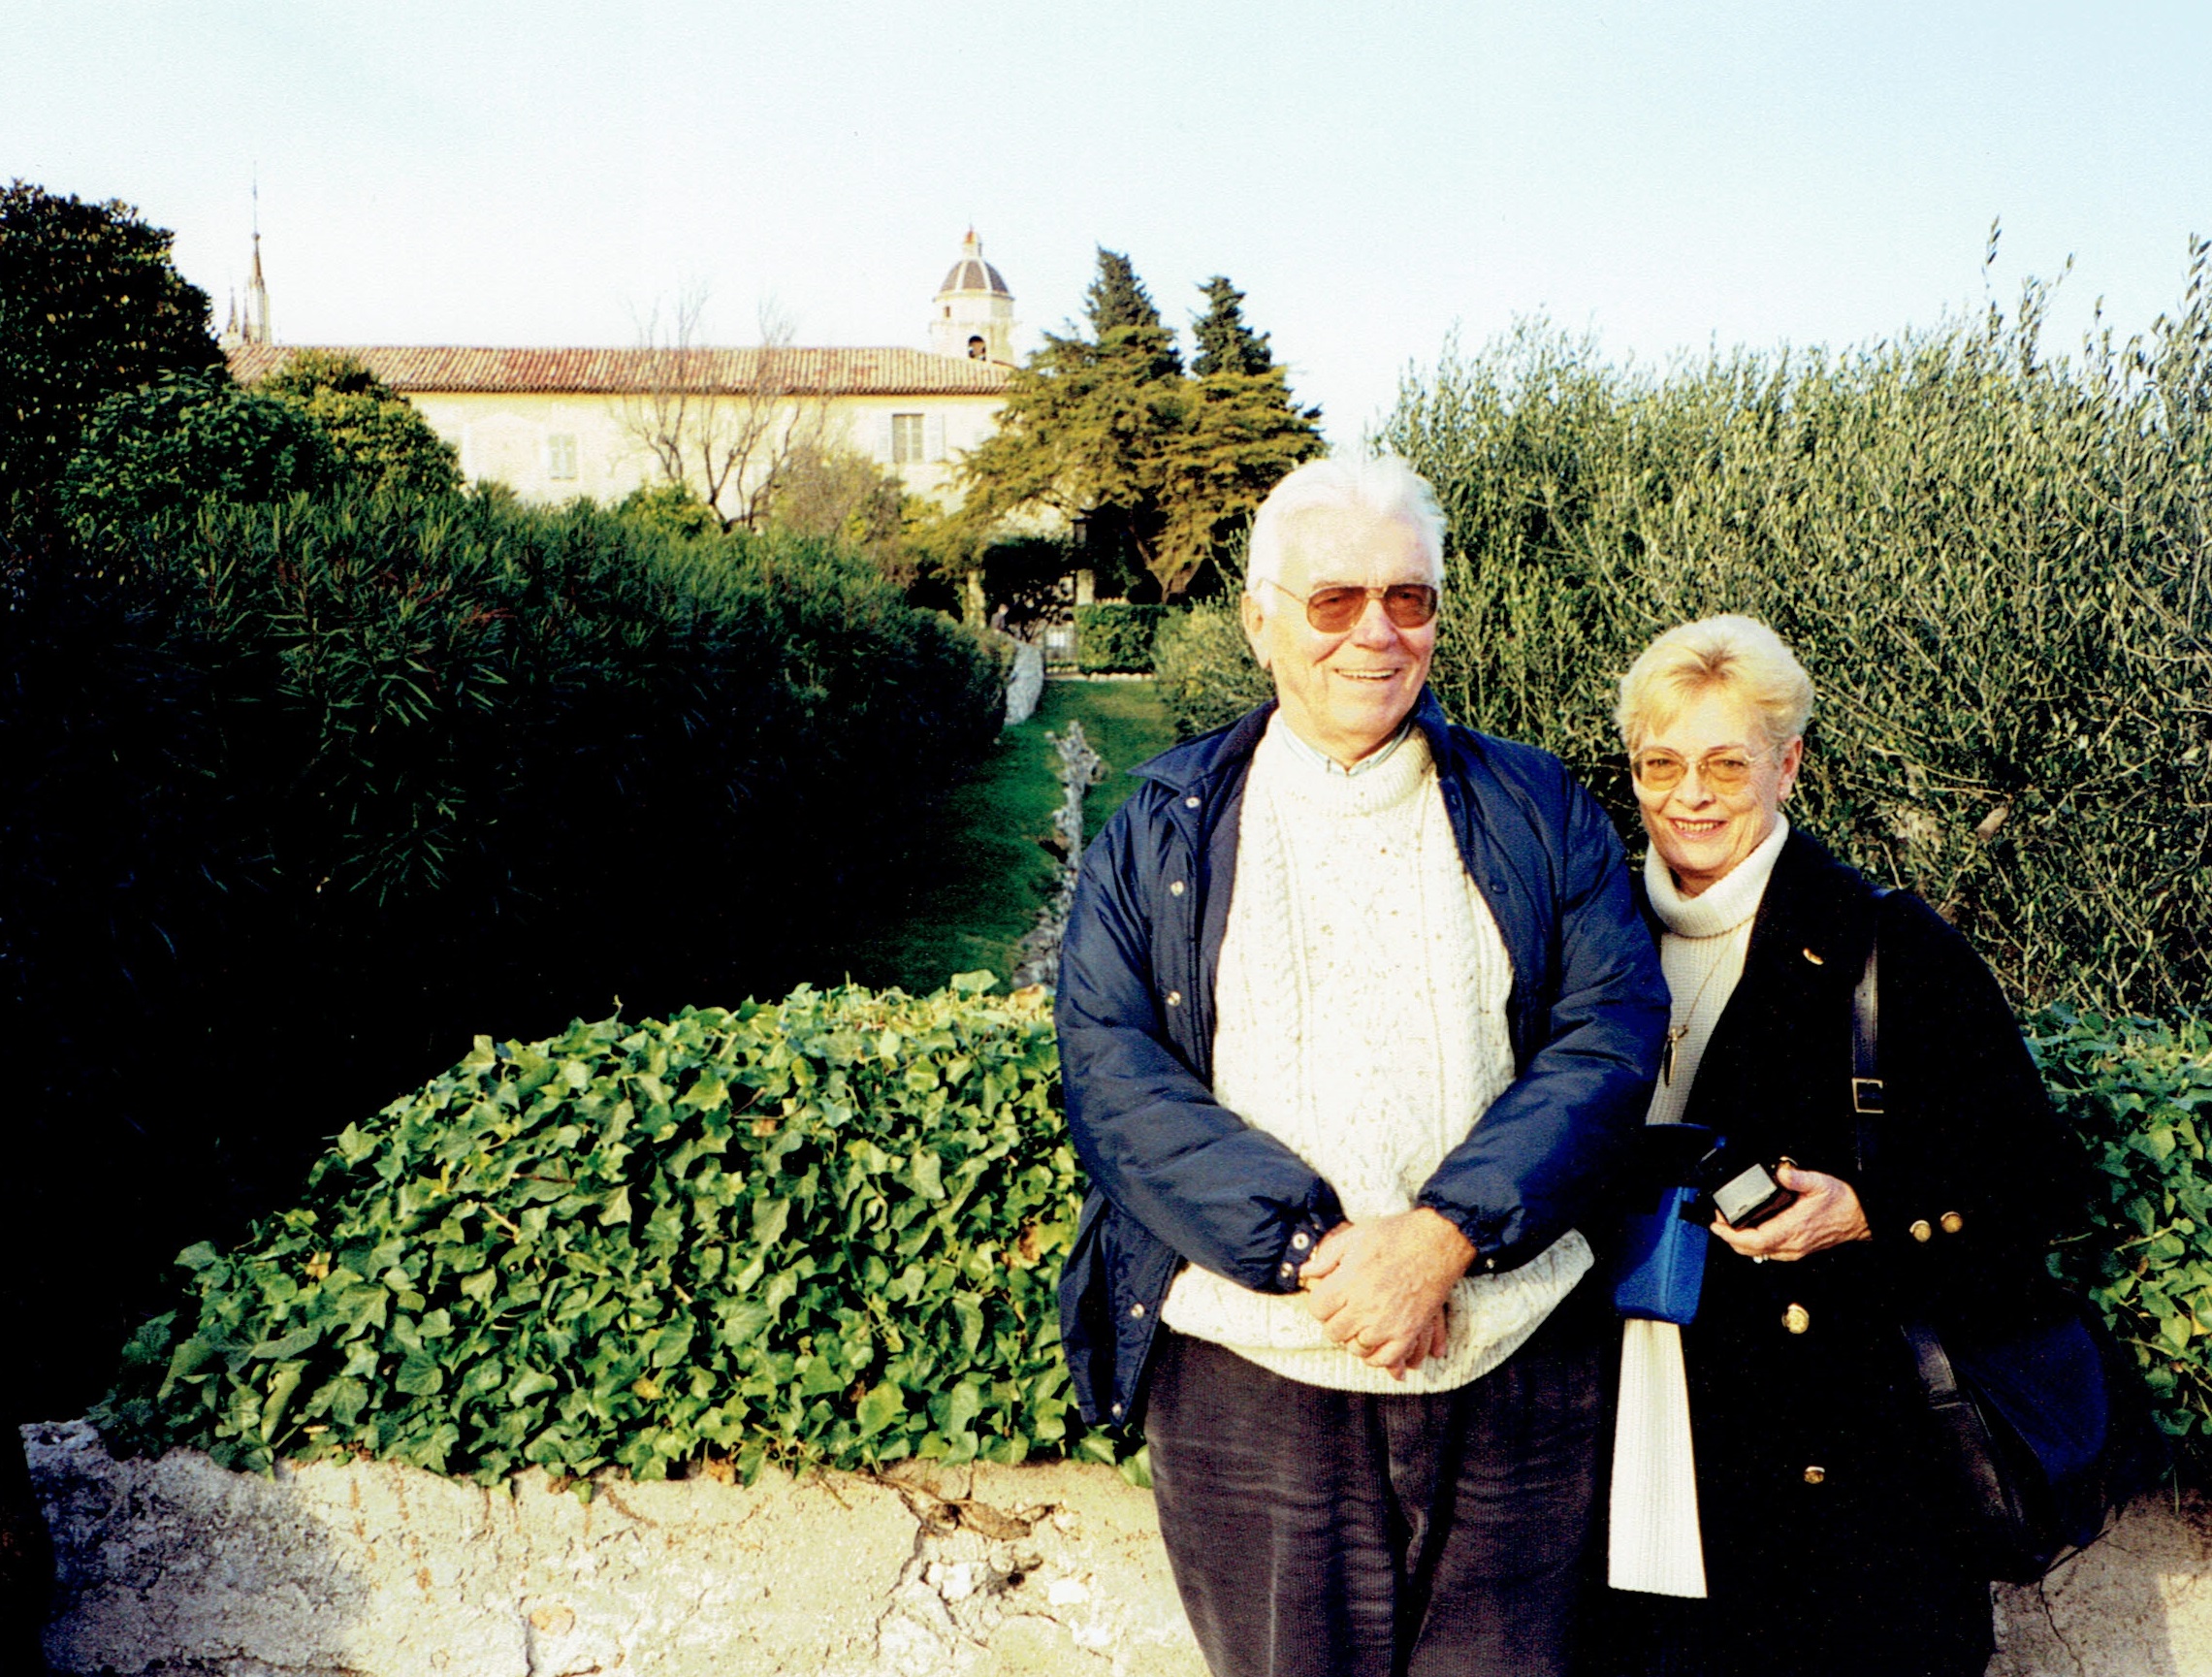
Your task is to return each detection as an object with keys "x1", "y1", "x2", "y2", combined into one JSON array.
[
  {"x1": 1191, "y1": 276, "x2": 1274, "y2": 378},
  {"x1": 959, "y1": 250, "x2": 1321, "y2": 600}
]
